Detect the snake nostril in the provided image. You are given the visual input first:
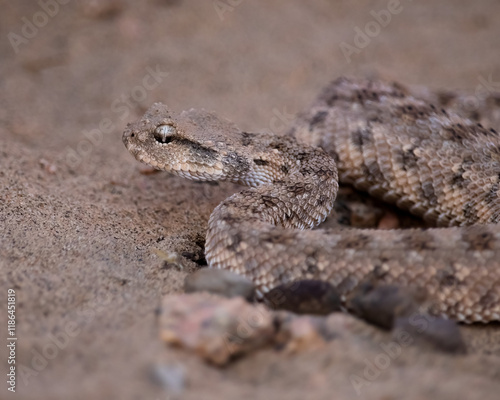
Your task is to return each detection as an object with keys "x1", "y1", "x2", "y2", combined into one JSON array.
[{"x1": 154, "y1": 124, "x2": 176, "y2": 144}]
